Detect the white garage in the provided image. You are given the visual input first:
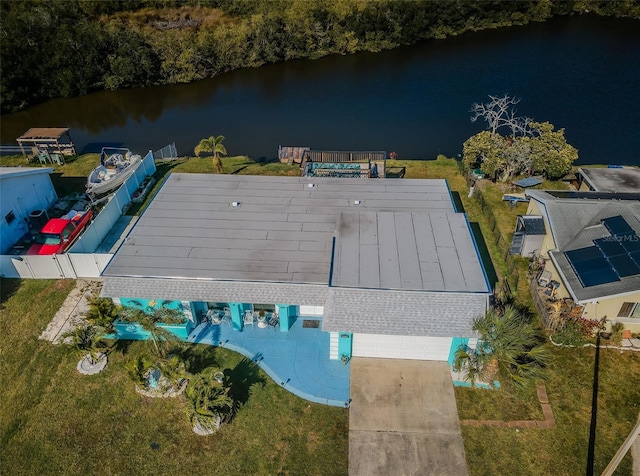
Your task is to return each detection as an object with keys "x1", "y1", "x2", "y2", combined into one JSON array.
[{"x1": 352, "y1": 333, "x2": 453, "y2": 361}]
